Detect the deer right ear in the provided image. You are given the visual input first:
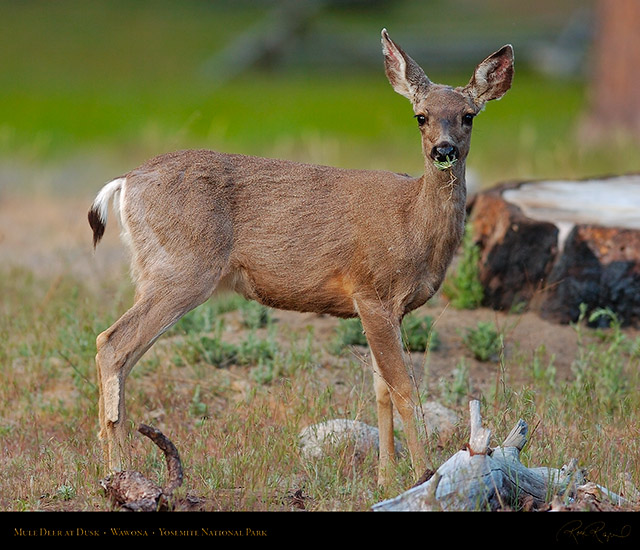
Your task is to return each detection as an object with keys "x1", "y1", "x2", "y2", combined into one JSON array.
[
  {"x1": 464, "y1": 44, "x2": 514, "y2": 108},
  {"x1": 381, "y1": 29, "x2": 431, "y2": 101}
]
